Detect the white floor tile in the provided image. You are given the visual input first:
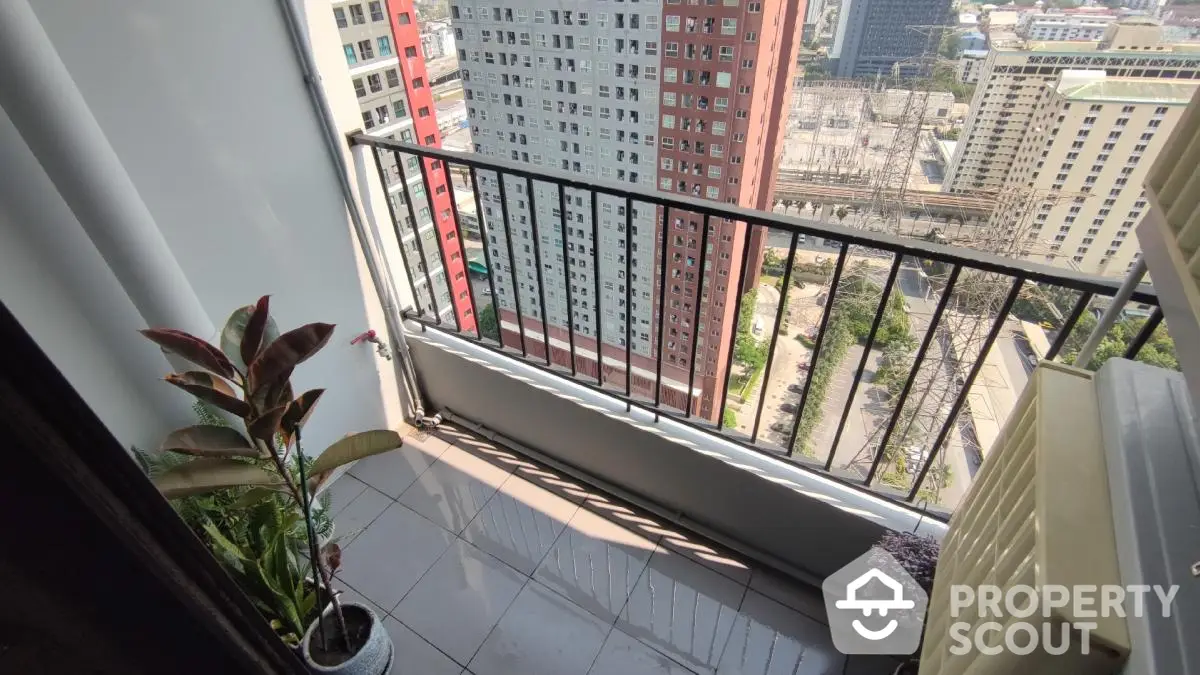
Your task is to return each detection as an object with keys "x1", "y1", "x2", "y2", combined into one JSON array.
[
  {"x1": 349, "y1": 442, "x2": 445, "y2": 499},
  {"x1": 468, "y1": 581, "x2": 612, "y2": 675},
  {"x1": 398, "y1": 445, "x2": 512, "y2": 534},
  {"x1": 461, "y1": 474, "x2": 581, "y2": 575},
  {"x1": 338, "y1": 502, "x2": 455, "y2": 612},
  {"x1": 746, "y1": 569, "x2": 828, "y2": 625},
  {"x1": 332, "y1": 485, "x2": 392, "y2": 548},
  {"x1": 322, "y1": 474, "x2": 368, "y2": 519},
  {"x1": 382, "y1": 616, "x2": 464, "y2": 675},
  {"x1": 656, "y1": 530, "x2": 754, "y2": 587},
  {"x1": 618, "y1": 547, "x2": 747, "y2": 674},
  {"x1": 716, "y1": 591, "x2": 844, "y2": 675},
  {"x1": 334, "y1": 583, "x2": 386, "y2": 619},
  {"x1": 533, "y1": 507, "x2": 659, "y2": 622},
  {"x1": 393, "y1": 540, "x2": 527, "y2": 664},
  {"x1": 590, "y1": 627, "x2": 699, "y2": 675}
]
